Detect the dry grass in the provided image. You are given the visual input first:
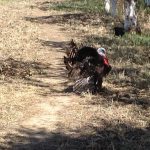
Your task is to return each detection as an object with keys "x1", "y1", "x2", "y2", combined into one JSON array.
[
  {"x1": 0, "y1": 0, "x2": 150, "y2": 150},
  {"x1": 0, "y1": 0, "x2": 47, "y2": 134}
]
